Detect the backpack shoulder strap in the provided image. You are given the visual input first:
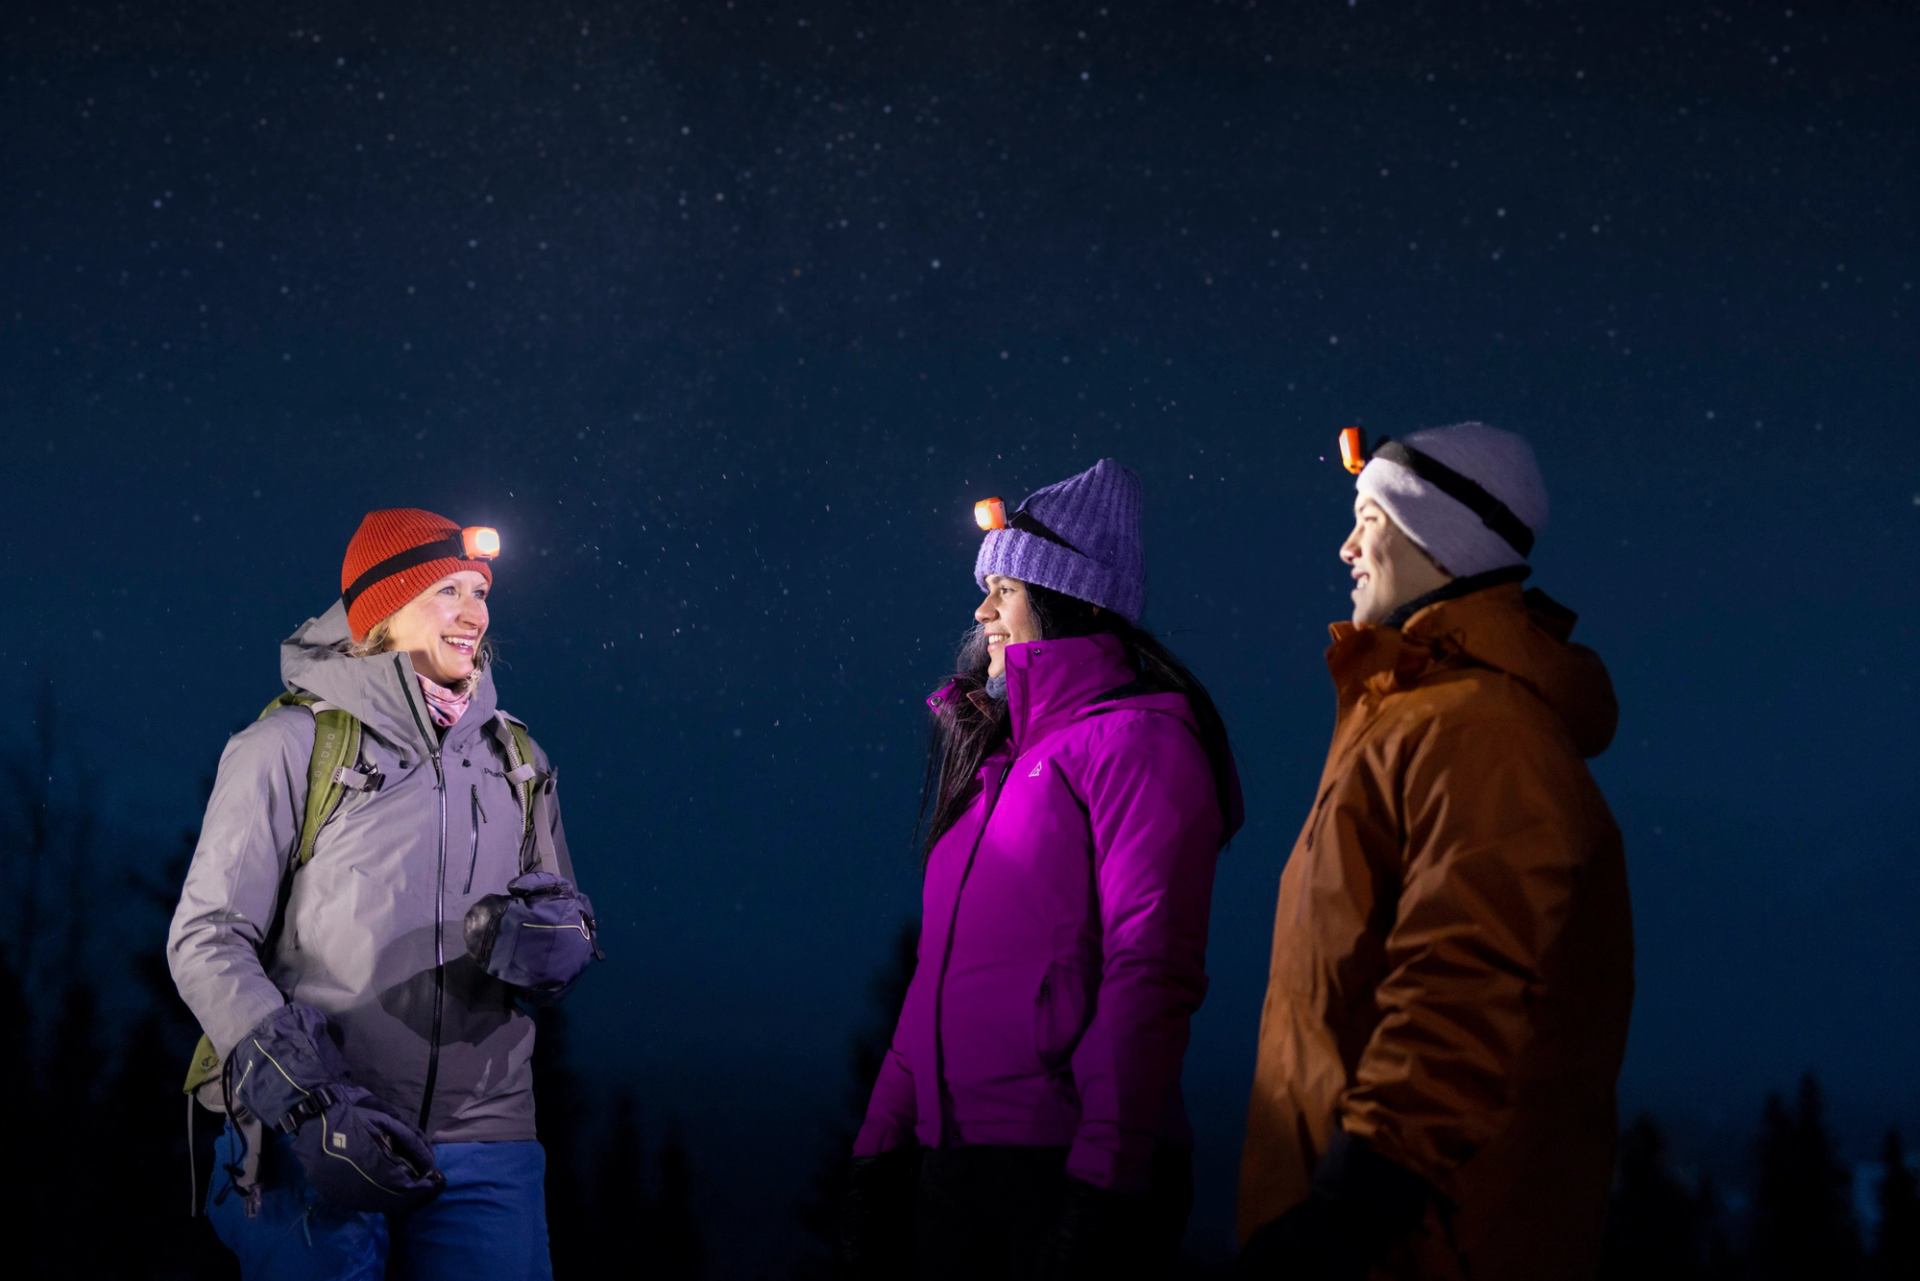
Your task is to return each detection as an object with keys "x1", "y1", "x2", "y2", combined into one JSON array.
[
  {"x1": 259, "y1": 692, "x2": 365, "y2": 869},
  {"x1": 492, "y1": 713, "x2": 539, "y2": 843},
  {"x1": 492, "y1": 713, "x2": 575, "y2": 881}
]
